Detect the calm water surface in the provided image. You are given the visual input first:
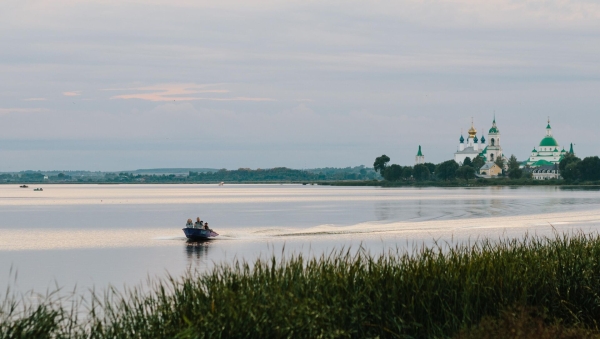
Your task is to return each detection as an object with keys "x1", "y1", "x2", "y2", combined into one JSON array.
[{"x1": 1, "y1": 184, "x2": 599, "y2": 294}]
